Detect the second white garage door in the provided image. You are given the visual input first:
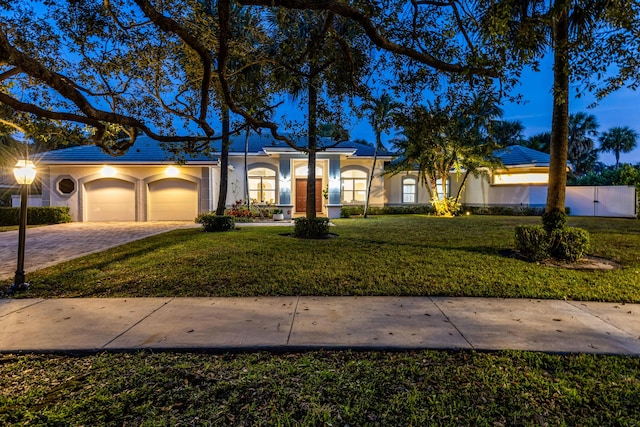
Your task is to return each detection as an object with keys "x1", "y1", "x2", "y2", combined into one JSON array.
[
  {"x1": 85, "y1": 179, "x2": 136, "y2": 222},
  {"x1": 148, "y1": 179, "x2": 198, "y2": 221}
]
